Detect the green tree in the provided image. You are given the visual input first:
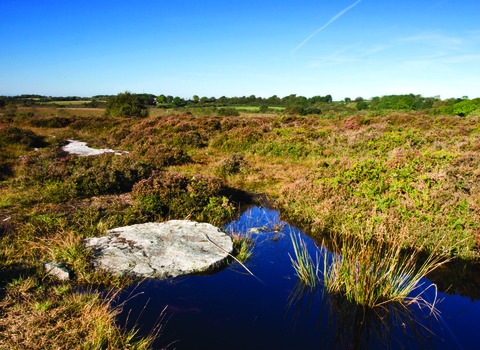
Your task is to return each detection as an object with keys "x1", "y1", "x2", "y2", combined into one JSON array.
[
  {"x1": 356, "y1": 101, "x2": 368, "y2": 110},
  {"x1": 105, "y1": 92, "x2": 149, "y2": 118},
  {"x1": 345, "y1": 97, "x2": 351, "y2": 103},
  {"x1": 157, "y1": 94, "x2": 166, "y2": 104},
  {"x1": 259, "y1": 105, "x2": 269, "y2": 113},
  {"x1": 193, "y1": 95, "x2": 199, "y2": 102},
  {"x1": 172, "y1": 97, "x2": 184, "y2": 107}
]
